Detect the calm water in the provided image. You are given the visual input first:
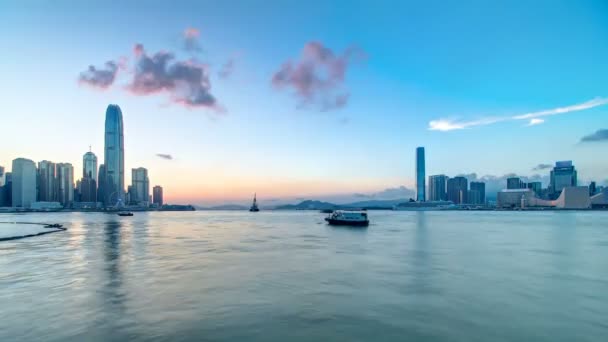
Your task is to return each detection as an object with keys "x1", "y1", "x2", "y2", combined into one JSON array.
[{"x1": 1, "y1": 211, "x2": 607, "y2": 341}]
